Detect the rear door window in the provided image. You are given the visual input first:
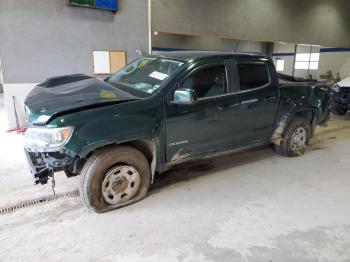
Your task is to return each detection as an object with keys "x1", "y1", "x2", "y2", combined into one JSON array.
[{"x1": 237, "y1": 63, "x2": 270, "y2": 91}]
